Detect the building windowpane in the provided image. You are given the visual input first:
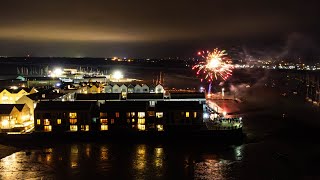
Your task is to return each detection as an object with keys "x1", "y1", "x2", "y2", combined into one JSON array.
[
  {"x1": 37, "y1": 119, "x2": 41, "y2": 125},
  {"x1": 148, "y1": 111, "x2": 155, "y2": 116},
  {"x1": 194, "y1": 112, "x2": 197, "y2": 118},
  {"x1": 138, "y1": 118, "x2": 145, "y2": 124},
  {"x1": 100, "y1": 119, "x2": 108, "y2": 124},
  {"x1": 156, "y1": 112, "x2": 163, "y2": 118},
  {"x1": 101, "y1": 125, "x2": 108, "y2": 131},
  {"x1": 44, "y1": 119, "x2": 50, "y2": 125},
  {"x1": 44, "y1": 125, "x2": 52, "y2": 132},
  {"x1": 100, "y1": 112, "x2": 107, "y2": 117},
  {"x1": 138, "y1": 124, "x2": 145, "y2": 131},
  {"x1": 186, "y1": 112, "x2": 190, "y2": 118},
  {"x1": 115, "y1": 112, "x2": 120, "y2": 118},
  {"x1": 131, "y1": 112, "x2": 135, "y2": 116},
  {"x1": 81, "y1": 125, "x2": 89, "y2": 131},
  {"x1": 138, "y1": 112, "x2": 145, "y2": 118},
  {"x1": 70, "y1": 119, "x2": 77, "y2": 124},
  {"x1": 126, "y1": 112, "x2": 131, "y2": 117},
  {"x1": 57, "y1": 119, "x2": 61, "y2": 125},
  {"x1": 157, "y1": 125, "x2": 164, "y2": 131},
  {"x1": 70, "y1": 125, "x2": 78, "y2": 131},
  {"x1": 69, "y1": 112, "x2": 77, "y2": 118},
  {"x1": 111, "y1": 119, "x2": 114, "y2": 124}
]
